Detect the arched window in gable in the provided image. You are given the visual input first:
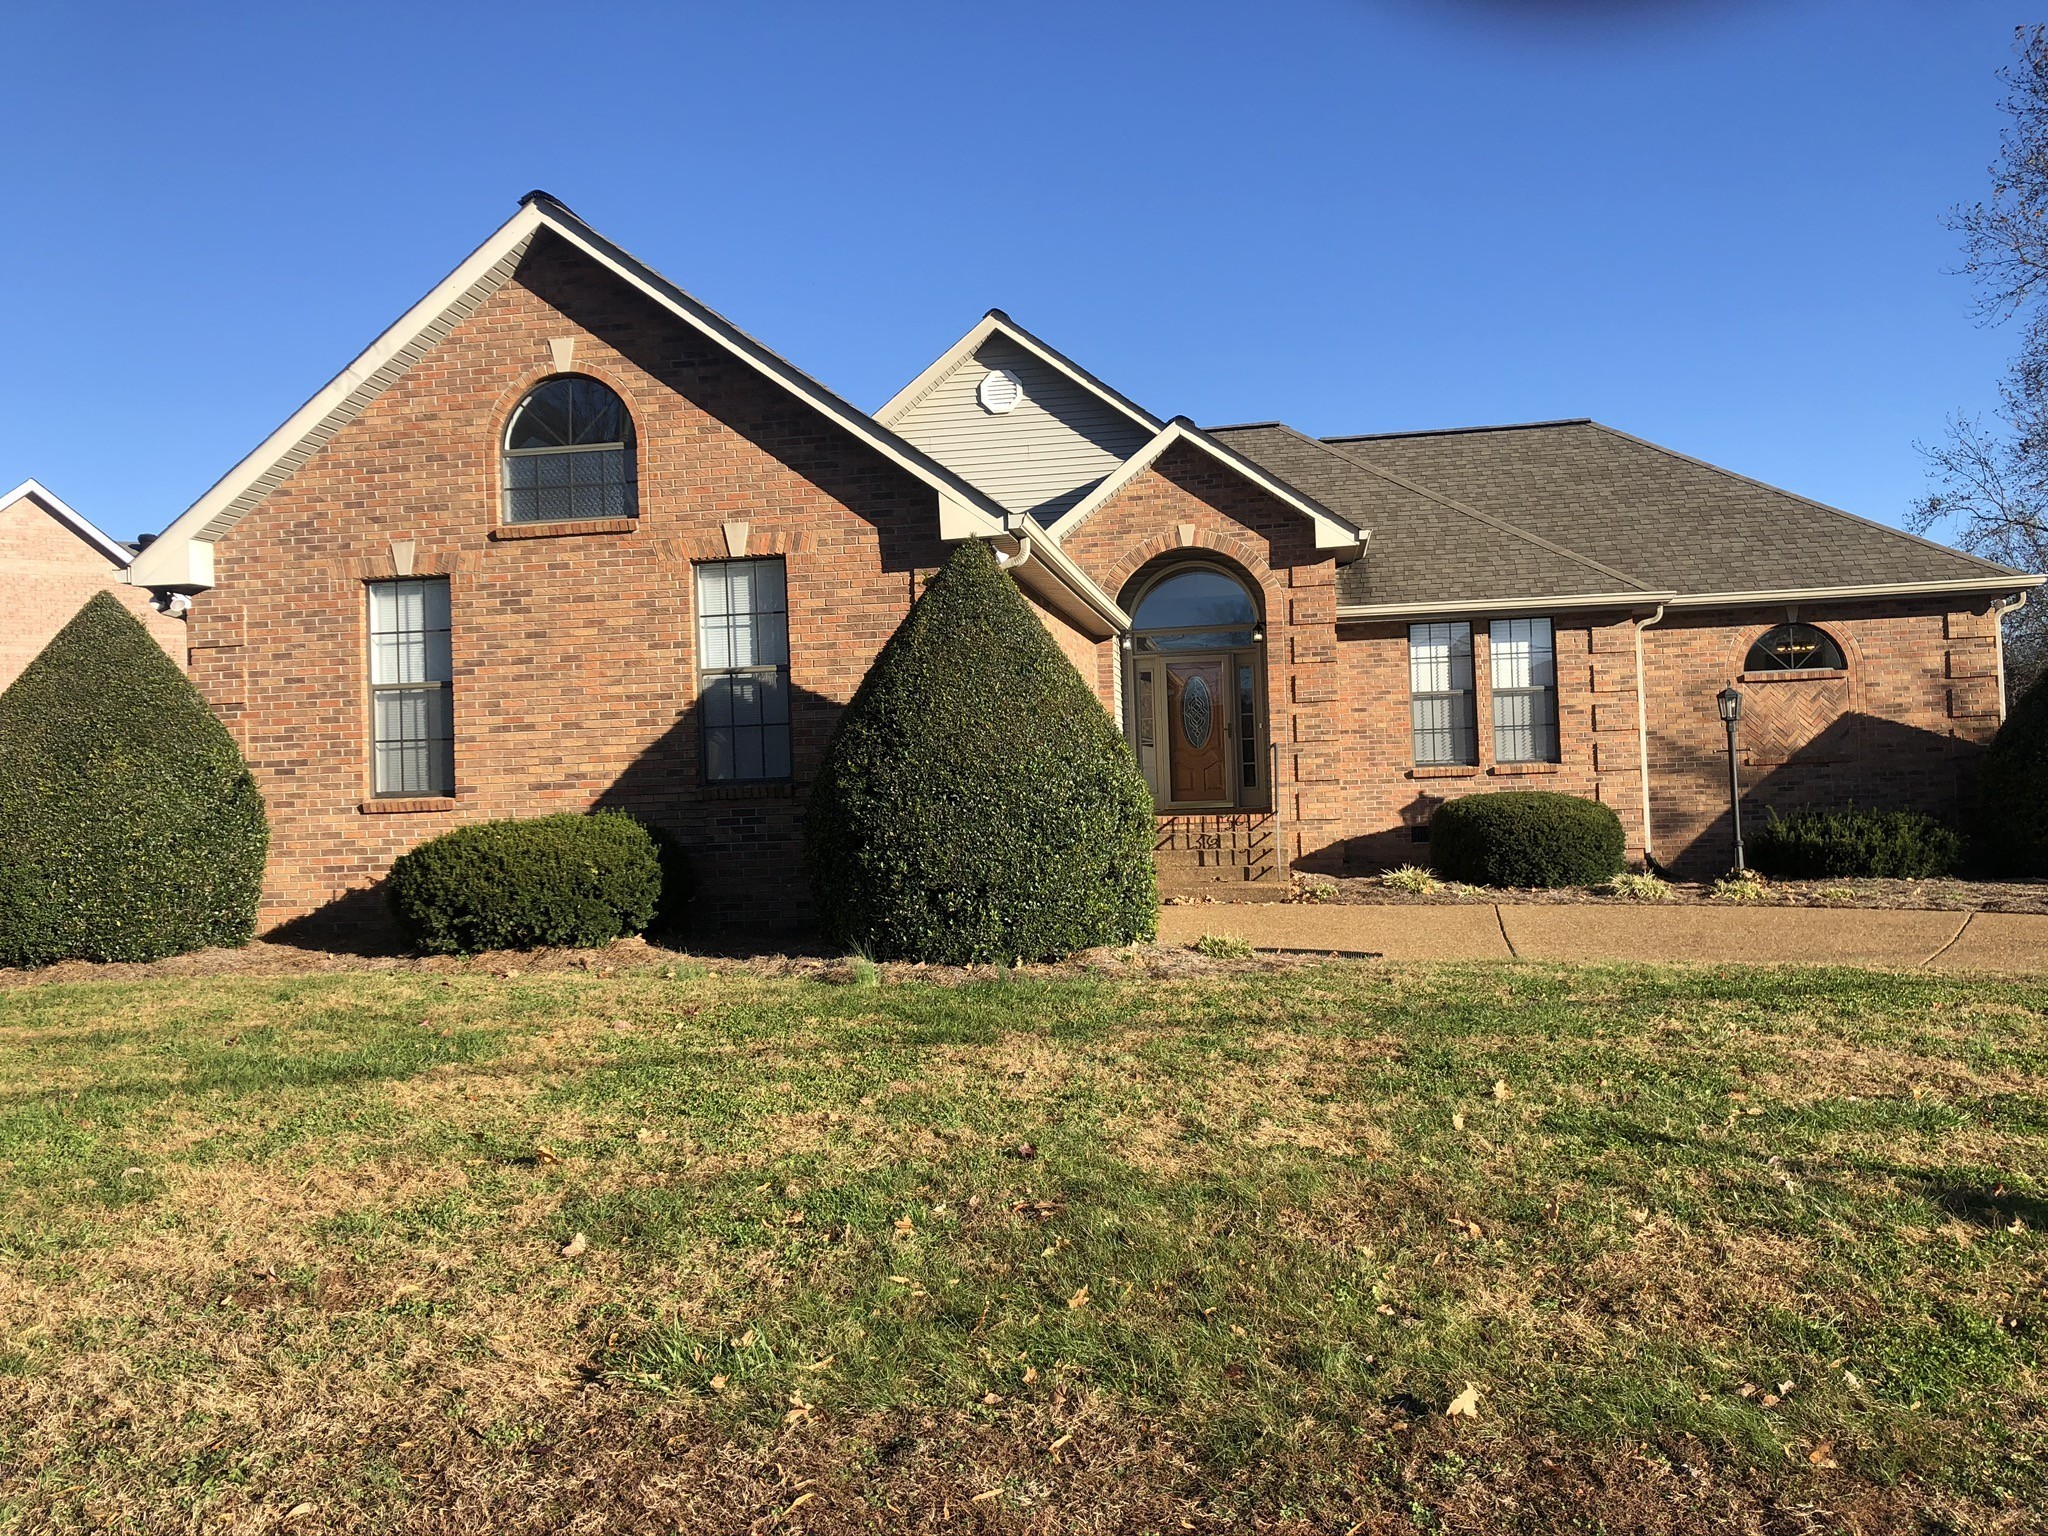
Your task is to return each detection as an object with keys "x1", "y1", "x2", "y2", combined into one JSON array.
[{"x1": 502, "y1": 375, "x2": 637, "y2": 523}]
